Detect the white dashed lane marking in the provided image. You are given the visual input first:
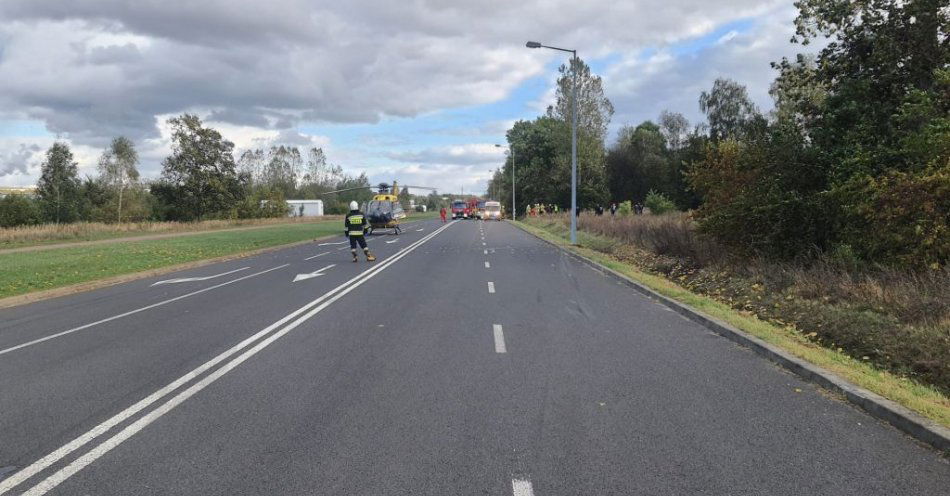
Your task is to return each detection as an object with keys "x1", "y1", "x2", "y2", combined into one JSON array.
[
  {"x1": 512, "y1": 479, "x2": 534, "y2": 496},
  {"x1": 493, "y1": 324, "x2": 506, "y2": 353},
  {"x1": 485, "y1": 261, "x2": 490, "y2": 268},
  {"x1": 487, "y1": 282, "x2": 495, "y2": 293}
]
